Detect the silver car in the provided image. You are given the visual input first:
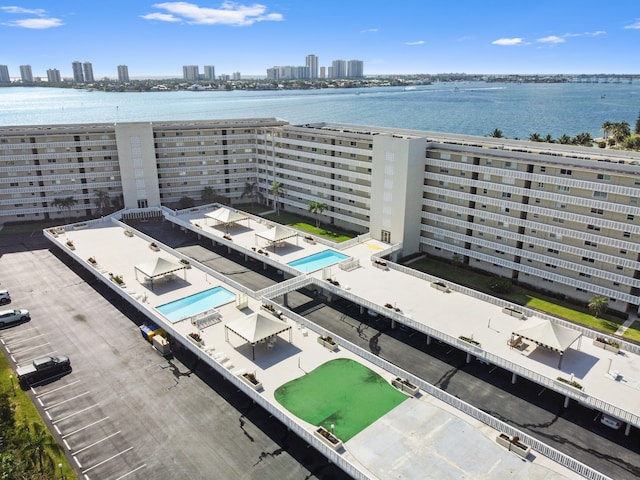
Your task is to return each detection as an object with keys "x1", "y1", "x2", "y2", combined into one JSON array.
[{"x1": 0, "y1": 308, "x2": 30, "y2": 325}]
